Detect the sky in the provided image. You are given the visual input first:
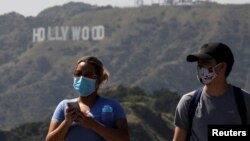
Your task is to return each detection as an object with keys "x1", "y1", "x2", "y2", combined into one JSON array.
[{"x1": 0, "y1": 0, "x2": 250, "y2": 17}]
